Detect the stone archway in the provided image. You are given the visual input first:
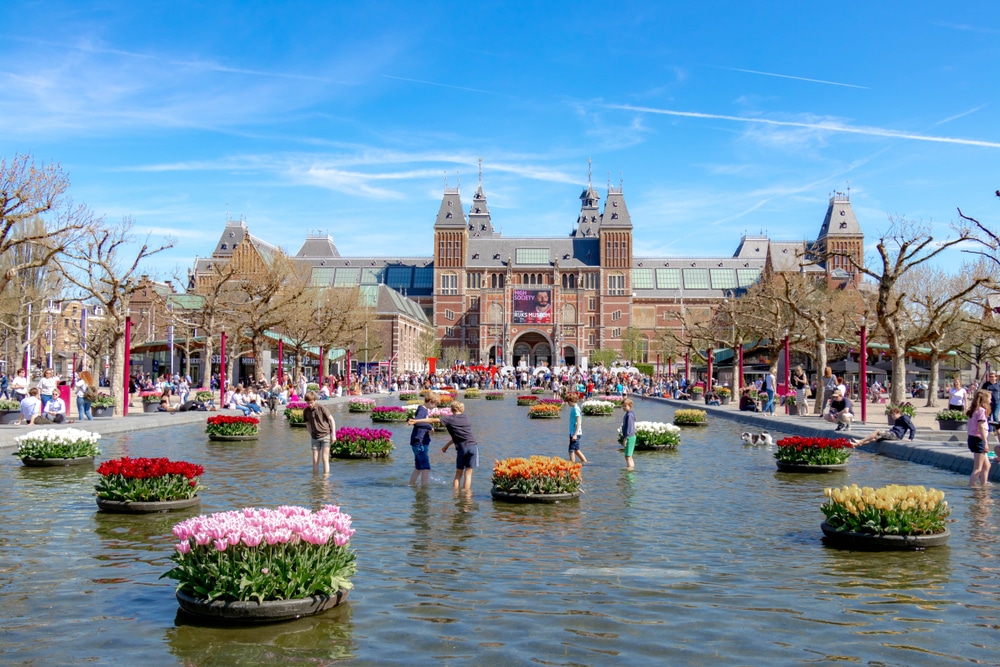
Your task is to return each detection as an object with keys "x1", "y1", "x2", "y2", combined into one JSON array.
[{"x1": 511, "y1": 331, "x2": 552, "y2": 367}]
